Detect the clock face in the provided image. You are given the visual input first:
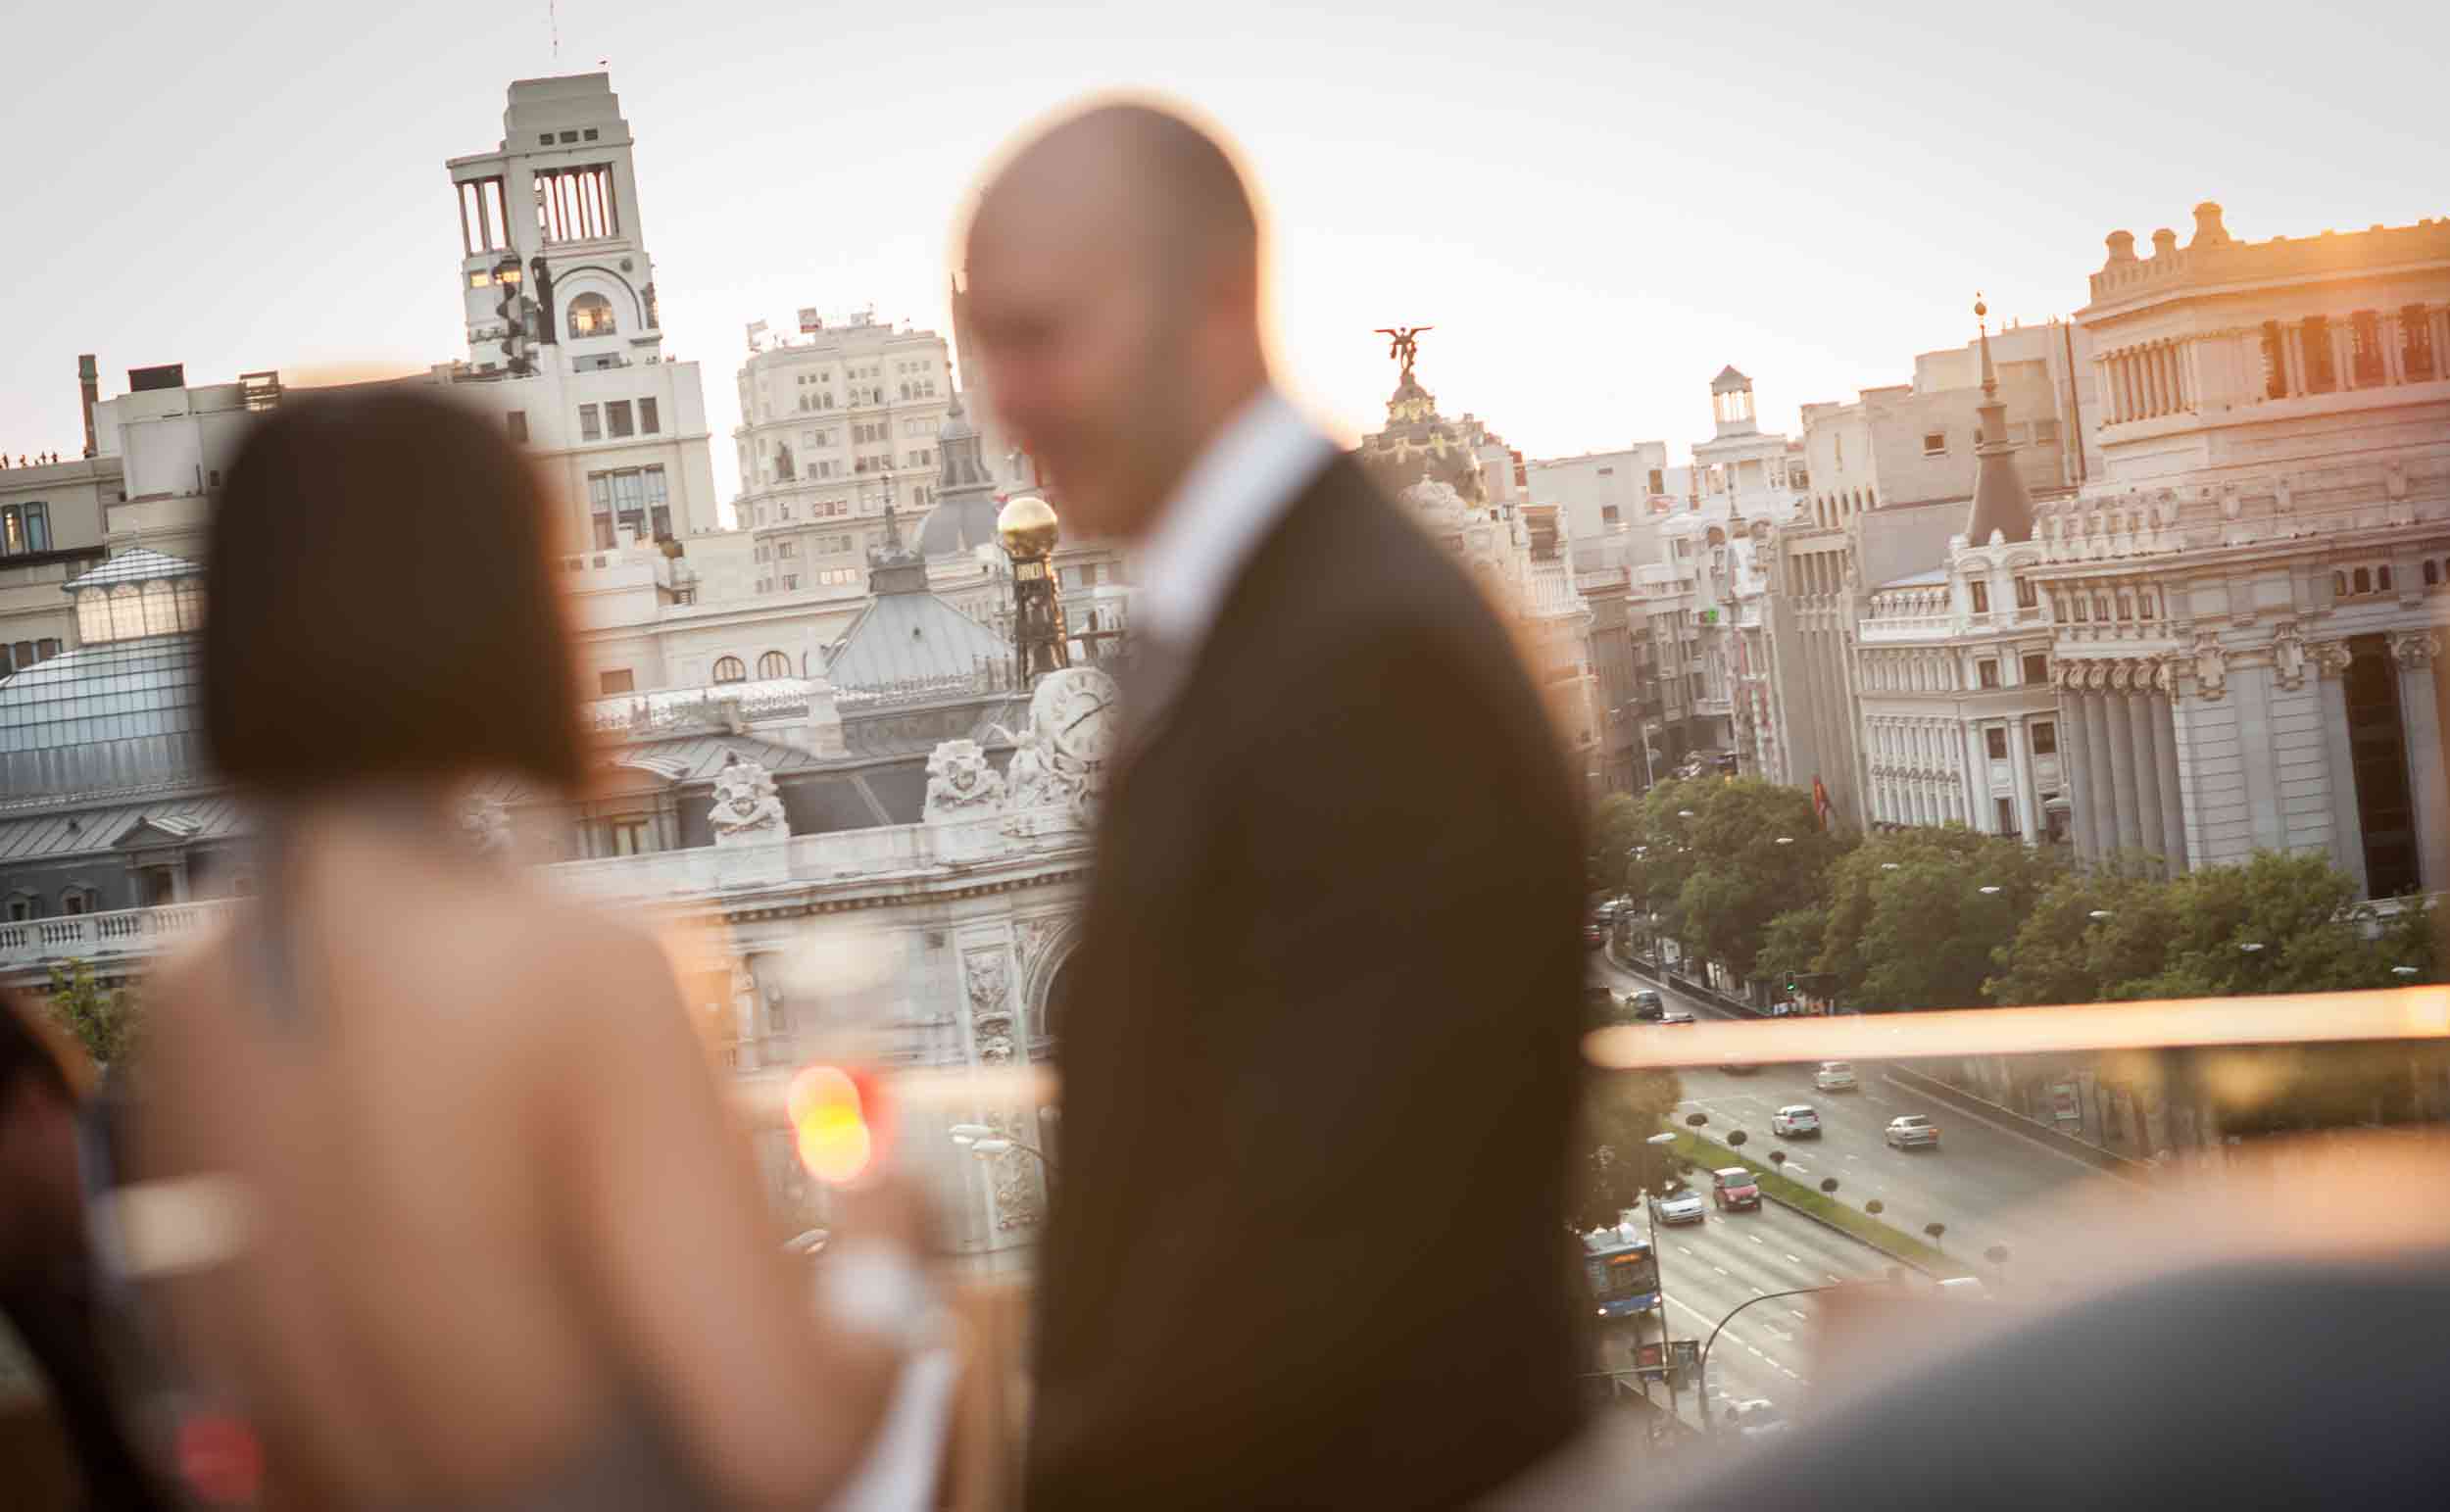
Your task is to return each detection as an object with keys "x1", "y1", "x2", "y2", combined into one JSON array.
[{"x1": 1033, "y1": 667, "x2": 1120, "y2": 765}]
